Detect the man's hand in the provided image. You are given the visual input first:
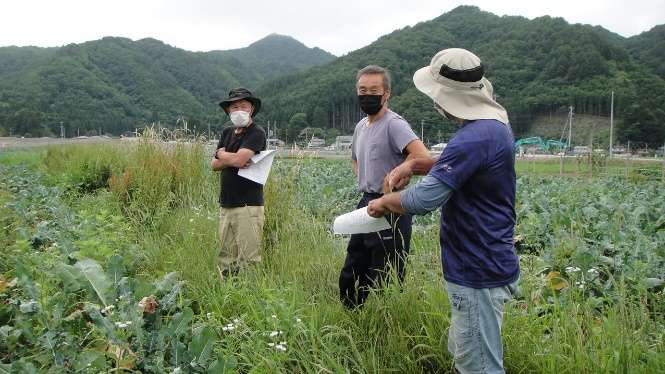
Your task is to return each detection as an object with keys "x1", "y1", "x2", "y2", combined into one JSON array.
[
  {"x1": 388, "y1": 163, "x2": 414, "y2": 190},
  {"x1": 367, "y1": 198, "x2": 389, "y2": 218}
]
